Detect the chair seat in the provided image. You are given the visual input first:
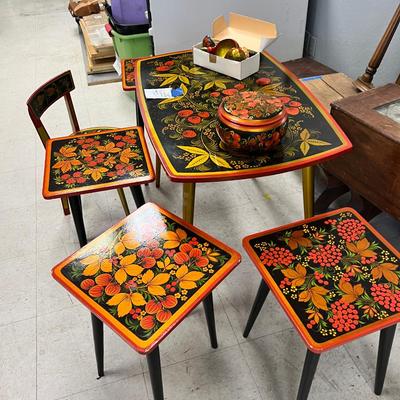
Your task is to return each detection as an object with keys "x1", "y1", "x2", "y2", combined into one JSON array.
[
  {"x1": 43, "y1": 126, "x2": 154, "y2": 199},
  {"x1": 52, "y1": 202, "x2": 240, "y2": 354},
  {"x1": 243, "y1": 207, "x2": 400, "y2": 353}
]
